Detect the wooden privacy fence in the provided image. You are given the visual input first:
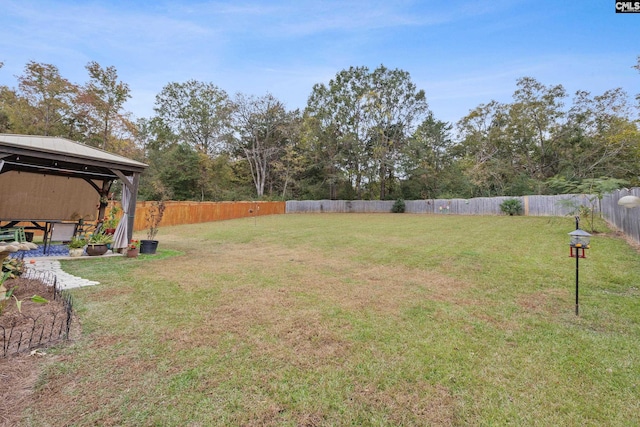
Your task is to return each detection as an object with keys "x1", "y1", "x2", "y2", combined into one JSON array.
[
  {"x1": 286, "y1": 194, "x2": 597, "y2": 216},
  {"x1": 131, "y1": 201, "x2": 285, "y2": 232},
  {"x1": 97, "y1": 191, "x2": 640, "y2": 248},
  {"x1": 15, "y1": 193, "x2": 640, "y2": 242},
  {"x1": 15, "y1": 191, "x2": 640, "y2": 245}
]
